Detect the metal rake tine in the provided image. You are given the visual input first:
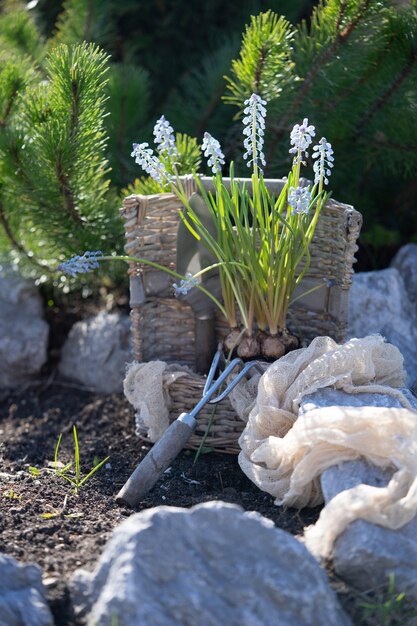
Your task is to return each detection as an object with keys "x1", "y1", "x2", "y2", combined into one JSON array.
[
  {"x1": 203, "y1": 342, "x2": 223, "y2": 396},
  {"x1": 197, "y1": 357, "x2": 243, "y2": 407},
  {"x1": 208, "y1": 360, "x2": 265, "y2": 404}
]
